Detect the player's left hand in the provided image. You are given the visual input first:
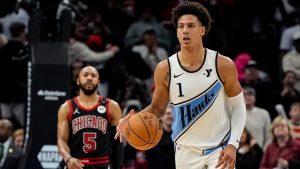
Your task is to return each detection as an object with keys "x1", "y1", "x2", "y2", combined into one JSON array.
[{"x1": 215, "y1": 144, "x2": 236, "y2": 169}]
